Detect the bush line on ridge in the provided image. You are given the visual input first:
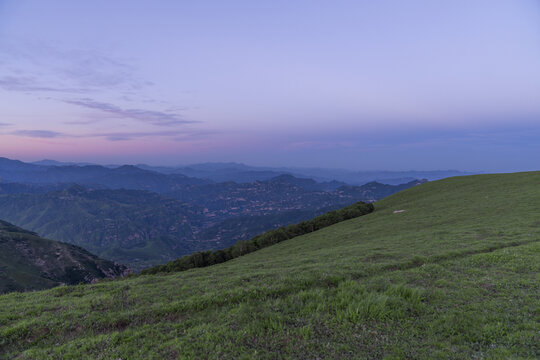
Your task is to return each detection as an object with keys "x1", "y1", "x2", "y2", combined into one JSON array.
[{"x1": 141, "y1": 201, "x2": 374, "y2": 275}]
